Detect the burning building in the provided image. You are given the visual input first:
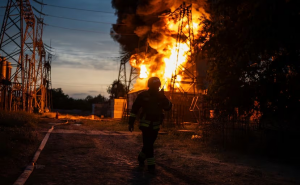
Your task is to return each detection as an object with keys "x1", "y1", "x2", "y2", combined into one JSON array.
[
  {"x1": 111, "y1": 0, "x2": 209, "y2": 93},
  {"x1": 111, "y1": 1, "x2": 211, "y2": 123}
]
